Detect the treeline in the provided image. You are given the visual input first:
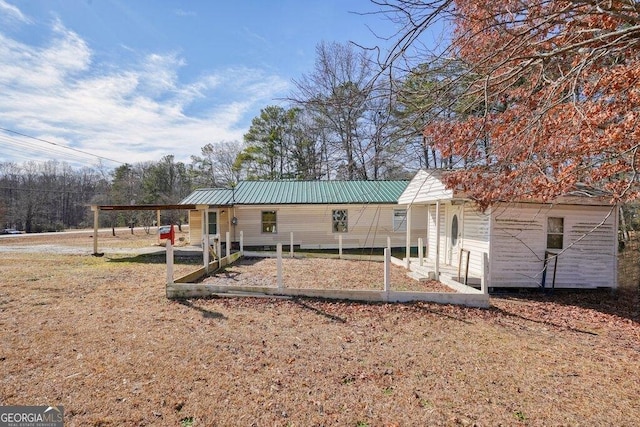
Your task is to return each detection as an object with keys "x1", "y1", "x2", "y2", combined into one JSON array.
[{"x1": 0, "y1": 150, "x2": 246, "y2": 232}]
